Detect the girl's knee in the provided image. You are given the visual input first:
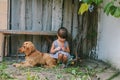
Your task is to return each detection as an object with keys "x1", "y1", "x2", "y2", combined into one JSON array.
[
  {"x1": 58, "y1": 53, "x2": 63, "y2": 57},
  {"x1": 63, "y1": 55, "x2": 67, "y2": 59}
]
